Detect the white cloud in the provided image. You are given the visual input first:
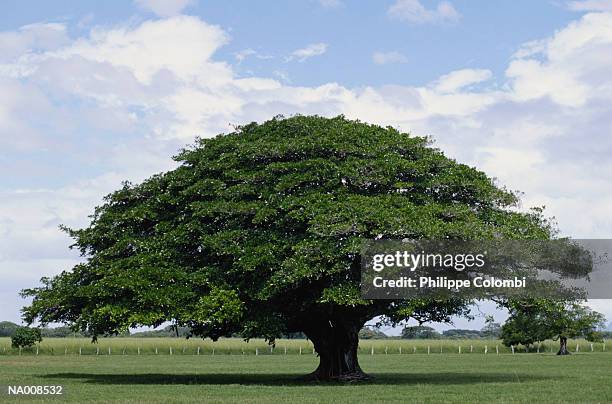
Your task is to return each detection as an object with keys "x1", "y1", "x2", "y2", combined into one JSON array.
[
  {"x1": 388, "y1": 0, "x2": 460, "y2": 24},
  {"x1": 567, "y1": 0, "x2": 612, "y2": 11},
  {"x1": 286, "y1": 42, "x2": 328, "y2": 62},
  {"x1": 372, "y1": 51, "x2": 408, "y2": 65},
  {"x1": 234, "y1": 48, "x2": 273, "y2": 64},
  {"x1": 318, "y1": 0, "x2": 343, "y2": 8},
  {"x1": 505, "y1": 12, "x2": 612, "y2": 107},
  {"x1": 234, "y1": 48, "x2": 256, "y2": 63},
  {"x1": 433, "y1": 68, "x2": 492, "y2": 93},
  {"x1": 50, "y1": 16, "x2": 230, "y2": 85},
  {"x1": 134, "y1": 0, "x2": 195, "y2": 17}
]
